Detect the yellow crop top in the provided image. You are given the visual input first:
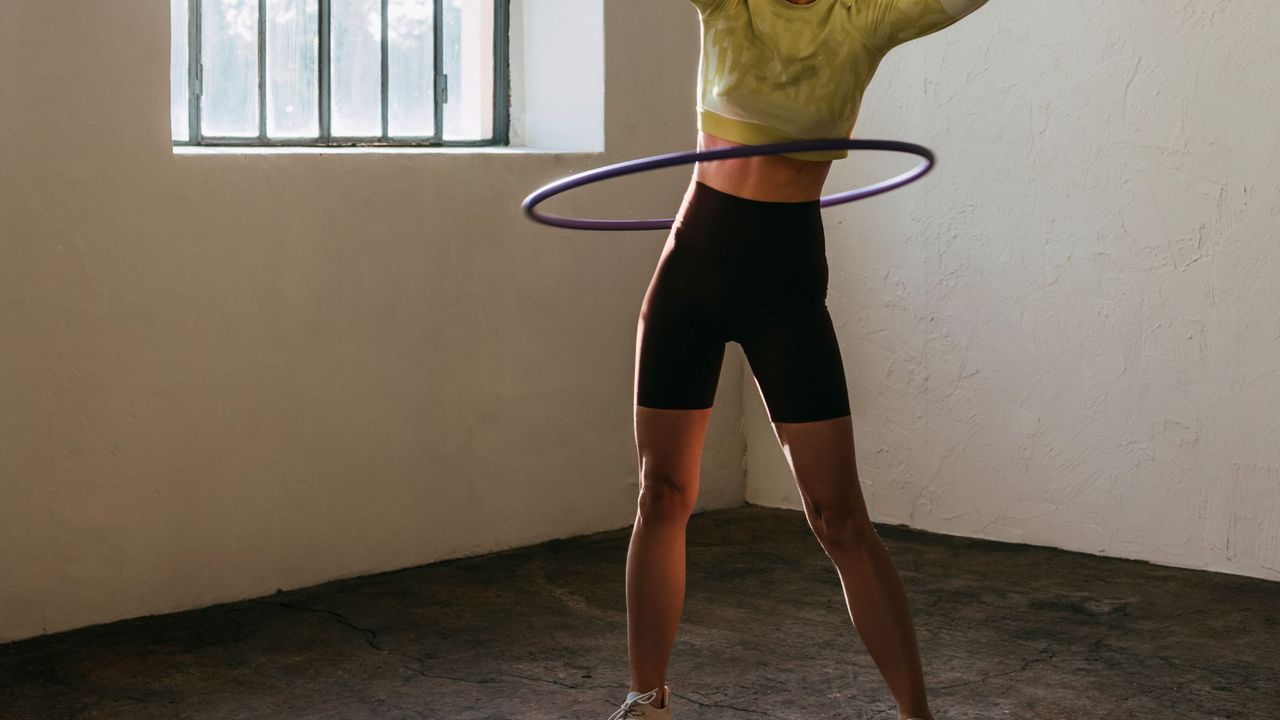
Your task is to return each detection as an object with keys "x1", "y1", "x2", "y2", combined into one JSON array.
[{"x1": 688, "y1": 0, "x2": 967, "y2": 161}]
